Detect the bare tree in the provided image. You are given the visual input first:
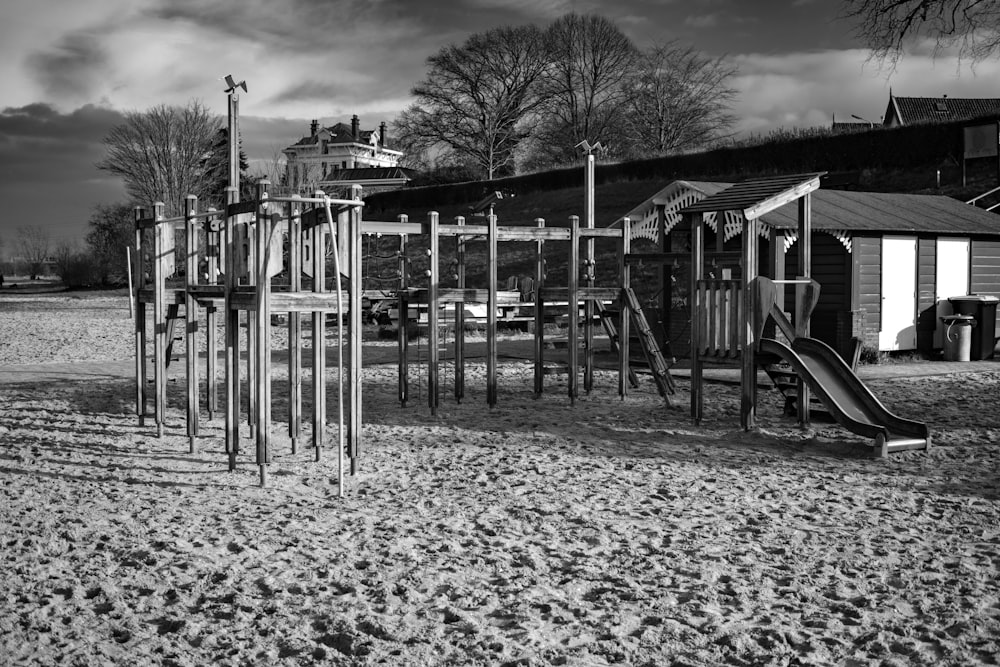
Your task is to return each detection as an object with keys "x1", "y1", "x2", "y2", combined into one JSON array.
[
  {"x1": 842, "y1": 0, "x2": 1000, "y2": 65},
  {"x1": 620, "y1": 42, "x2": 738, "y2": 159},
  {"x1": 393, "y1": 24, "x2": 552, "y2": 179},
  {"x1": 15, "y1": 226, "x2": 50, "y2": 280},
  {"x1": 97, "y1": 101, "x2": 223, "y2": 216},
  {"x1": 85, "y1": 202, "x2": 134, "y2": 286},
  {"x1": 531, "y1": 13, "x2": 640, "y2": 167}
]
